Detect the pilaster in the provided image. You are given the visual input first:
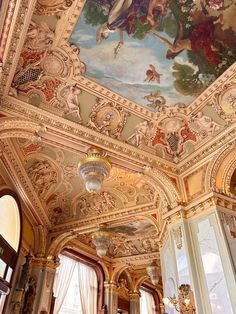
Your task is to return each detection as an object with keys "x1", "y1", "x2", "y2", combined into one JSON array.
[
  {"x1": 30, "y1": 257, "x2": 58, "y2": 314},
  {"x1": 161, "y1": 193, "x2": 236, "y2": 314},
  {"x1": 104, "y1": 281, "x2": 118, "y2": 314},
  {"x1": 129, "y1": 291, "x2": 140, "y2": 314}
]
